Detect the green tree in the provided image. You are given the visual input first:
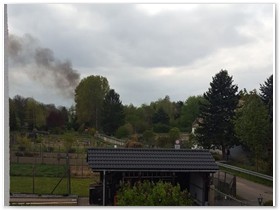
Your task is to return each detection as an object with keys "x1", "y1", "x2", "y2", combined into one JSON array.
[
  {"x1": 259, "y1": 75, "x2": 273, "y2": 174},
  {"x1": 12, "y1": 95, "x2": 27, "y2": 129},
  {"x1": 62, "y1": 133, "x2": 75, "y2": 153},
  {"x1": 195, "y1": 70, "x2": 239, "y2": 158},
  {"x1": 179, "y1": 95, "x2": 204, "y2": 132},
  {"x1": 59, "y1": 106, "x2": 69, "y2": 127},
  {"x1": 25, "y1": 98, "x2": 47, "y2": 130},
  {"x1": 102, "y1": 89, "x2": 125, "y2": 135},
  {"x1": 260, "y1": 75, "x2": 273, "y2": 123},
  {"x1": 115, "y1": 123, "x2": 134, "y2": 139},
  {"x1": 171, "y1": 101, "x2": 184, "y2": 128},
  {"x1": 46, "y1": 109, "x2": 65, "y2": 132},
  {"x1": 9, "y1": 98, "x2": 19, "y2": 131},
  {"x1": 234, "y1": 91, "x2": 270, "y2": 171},
  {"x1": 124, "y1": 104, "x2": 150, "y2": 133},
  {"x1": 150, "y1": 96, "x2": 174, "y2": 123},
  {"x1": 142, "y1": 129, "x2": 156, "y2": 145},
  {"x1": 116, "y1": 180, "x2": 193, "y2": 206},
  {"x1": 152, "y1": 107, "x2": 170, "y2": 125},
  {"x1": 140, "y1": 104, "x2": 155, "y2": 128},
  {"x1": 75, "y1": 75, "x2": 109, "y2": 129},
  {"x1": 68, "y1": 105, "x2": 79, "y2": 131},
  {"x1": 169, "y1": 127, "x2": 180, "y2": 143}
]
